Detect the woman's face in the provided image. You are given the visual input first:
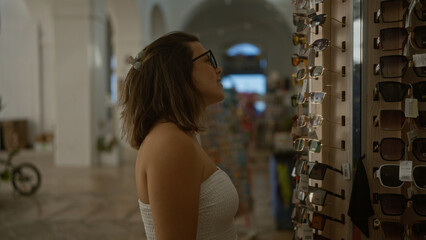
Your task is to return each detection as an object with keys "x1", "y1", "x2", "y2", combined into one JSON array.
[{"x1": 190, "y1": 42, "x2": 224, "y2": 107}]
